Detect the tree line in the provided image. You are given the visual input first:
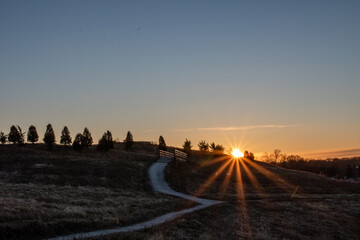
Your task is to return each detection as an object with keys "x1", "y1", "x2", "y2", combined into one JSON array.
[
  {"x1": 1, "y1": 124, "x2": 255, "y2": 160},
  {"x1": 262, "y1": 149, "x2": 360, "y2": 179},
  {"x1": 0, "y1": 124, "x2": 134, "y2": 152}
]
